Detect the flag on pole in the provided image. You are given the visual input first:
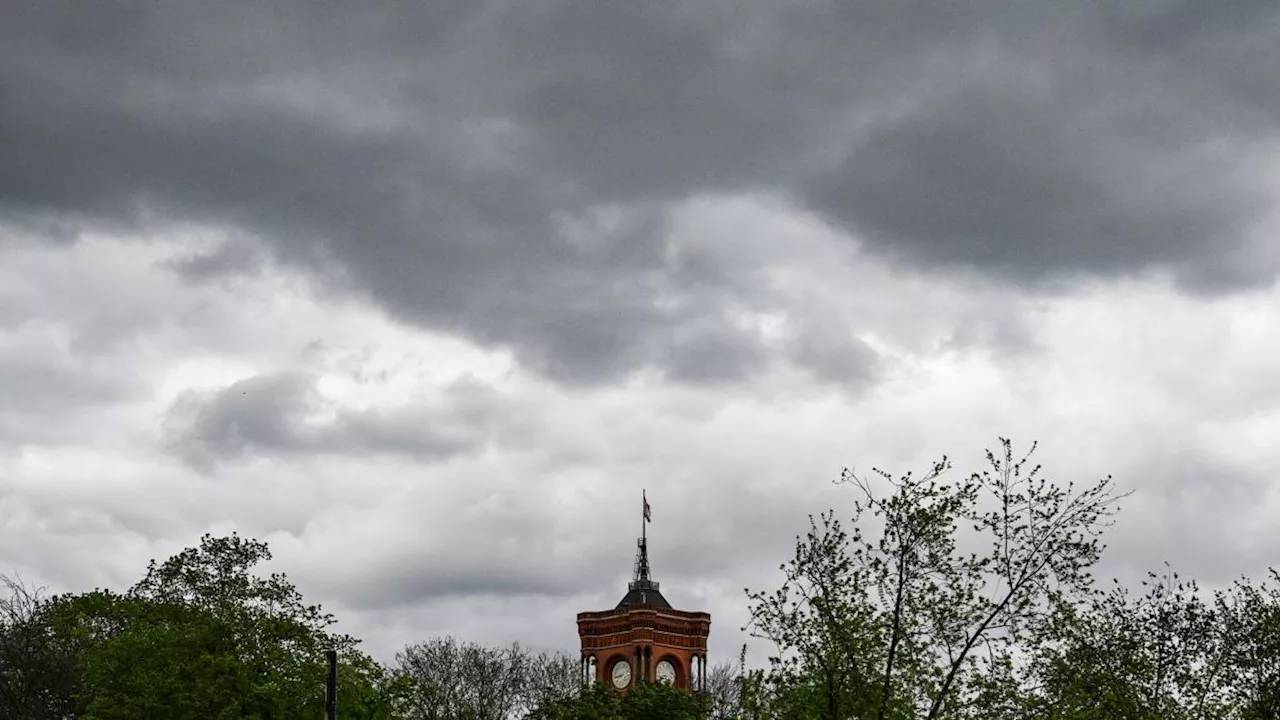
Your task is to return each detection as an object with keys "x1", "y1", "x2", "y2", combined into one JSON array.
[{"x1": 643, "y1": 493, "x2": 651, "y2": 522}]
